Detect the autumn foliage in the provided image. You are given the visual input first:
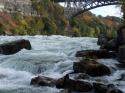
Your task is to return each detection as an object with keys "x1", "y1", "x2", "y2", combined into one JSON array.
[{"x1": 0, "y1": 0, "x2": 122, "y2": 37}]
